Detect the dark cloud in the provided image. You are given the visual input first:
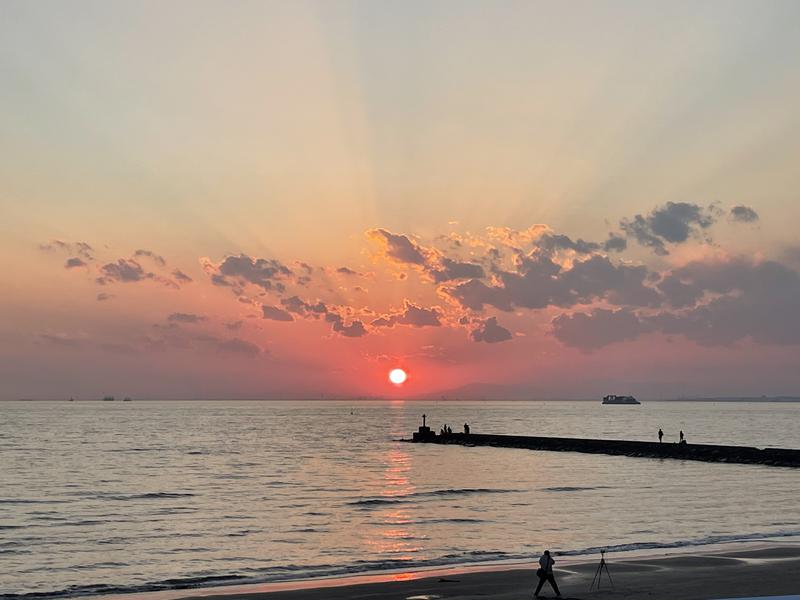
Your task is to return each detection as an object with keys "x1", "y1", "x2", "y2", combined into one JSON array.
[
  {"x1": 172, "y1": 269, "x2": 193, "y2": 283},
  {"x1": 445, "y1": 254, "x2": 660, "y2": 312},
  {"x1": 332, "y1": 319, "x2": 368, "y2": 338},
  {"x1": 215, "y1": 337, "x2": 261, "y2": 357},
  {"x1": 372, "y1": 301, "x2": 442, "y2": 328},
  {"x1": 262, "y1": 305, "x2": 294, "y2": 322},
  {"x1": 96, "y1": 293, "x2": 112, "y2": 301},
  {"x1": 537, "y1": 233, "x2": 600, "y2": 255},
  {"x1": 226, "y1": 320, "x2": 243, "y2": 331},
  {"x1": 40, "y1": 240, "x2": 94, "y2": 260},
  {"x1": 621, "y1": 202, "x2": 716, "y2": 255},
  {"x1": 212, "y1": 254, "x2": 293, "y2": 291},
  {"x1": 97, "y1": 259, "x2": 150, "y2": 284},
  {"x1": 337, "y1": 266, "x2": 359, "y2": 275},
  {"x1": 134, "y1": 249, "x2": 166, "y2": 266},
  {"x1": 278, "y1": 296, "x2": 328, "y2": 318},
  {"x1": 552, "y1": 258, "x2": 800, "y2": 349},
  {"x1": 430, "y1": 257, "x2": 485, "y2": 283},
  {"x1": 551, "y1": 309, "x2": 647, "y2": 351},
  {"x1": 470, "y1": 317, "x2": 512, "y2": 343},
  {"x1": 730, "y1": 205, "x2": 759, "y2": 223},
  {"x1": 603, "y1": 234, "x2": 628, "y2": 253},
  {"x1": 65, "y1": 257, "x2": 87, "y2": 269},
  {"x1": 367, "y1": 229, "x2": 427, "y2": 265},
  {"x1": 167, "y1": 312, "x2": 206, "y2": 324}
]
